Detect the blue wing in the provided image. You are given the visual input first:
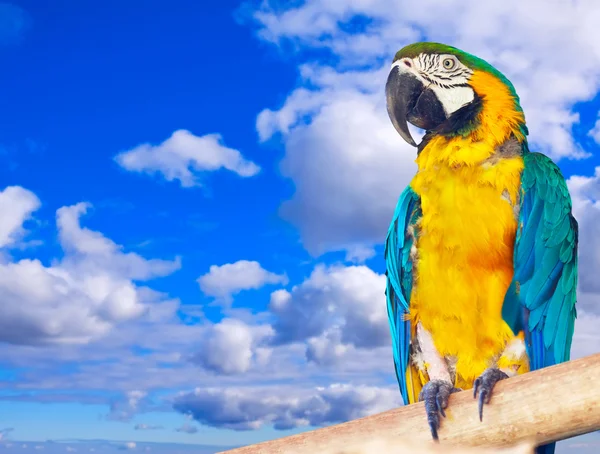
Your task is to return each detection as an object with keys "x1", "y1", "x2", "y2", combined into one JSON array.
[
  {"x1": 385, "y1": 185, "x2": 421, "y2": 405},
  {"x1": 502, "y1": 151, "x2": 578, "y2": 372}
]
